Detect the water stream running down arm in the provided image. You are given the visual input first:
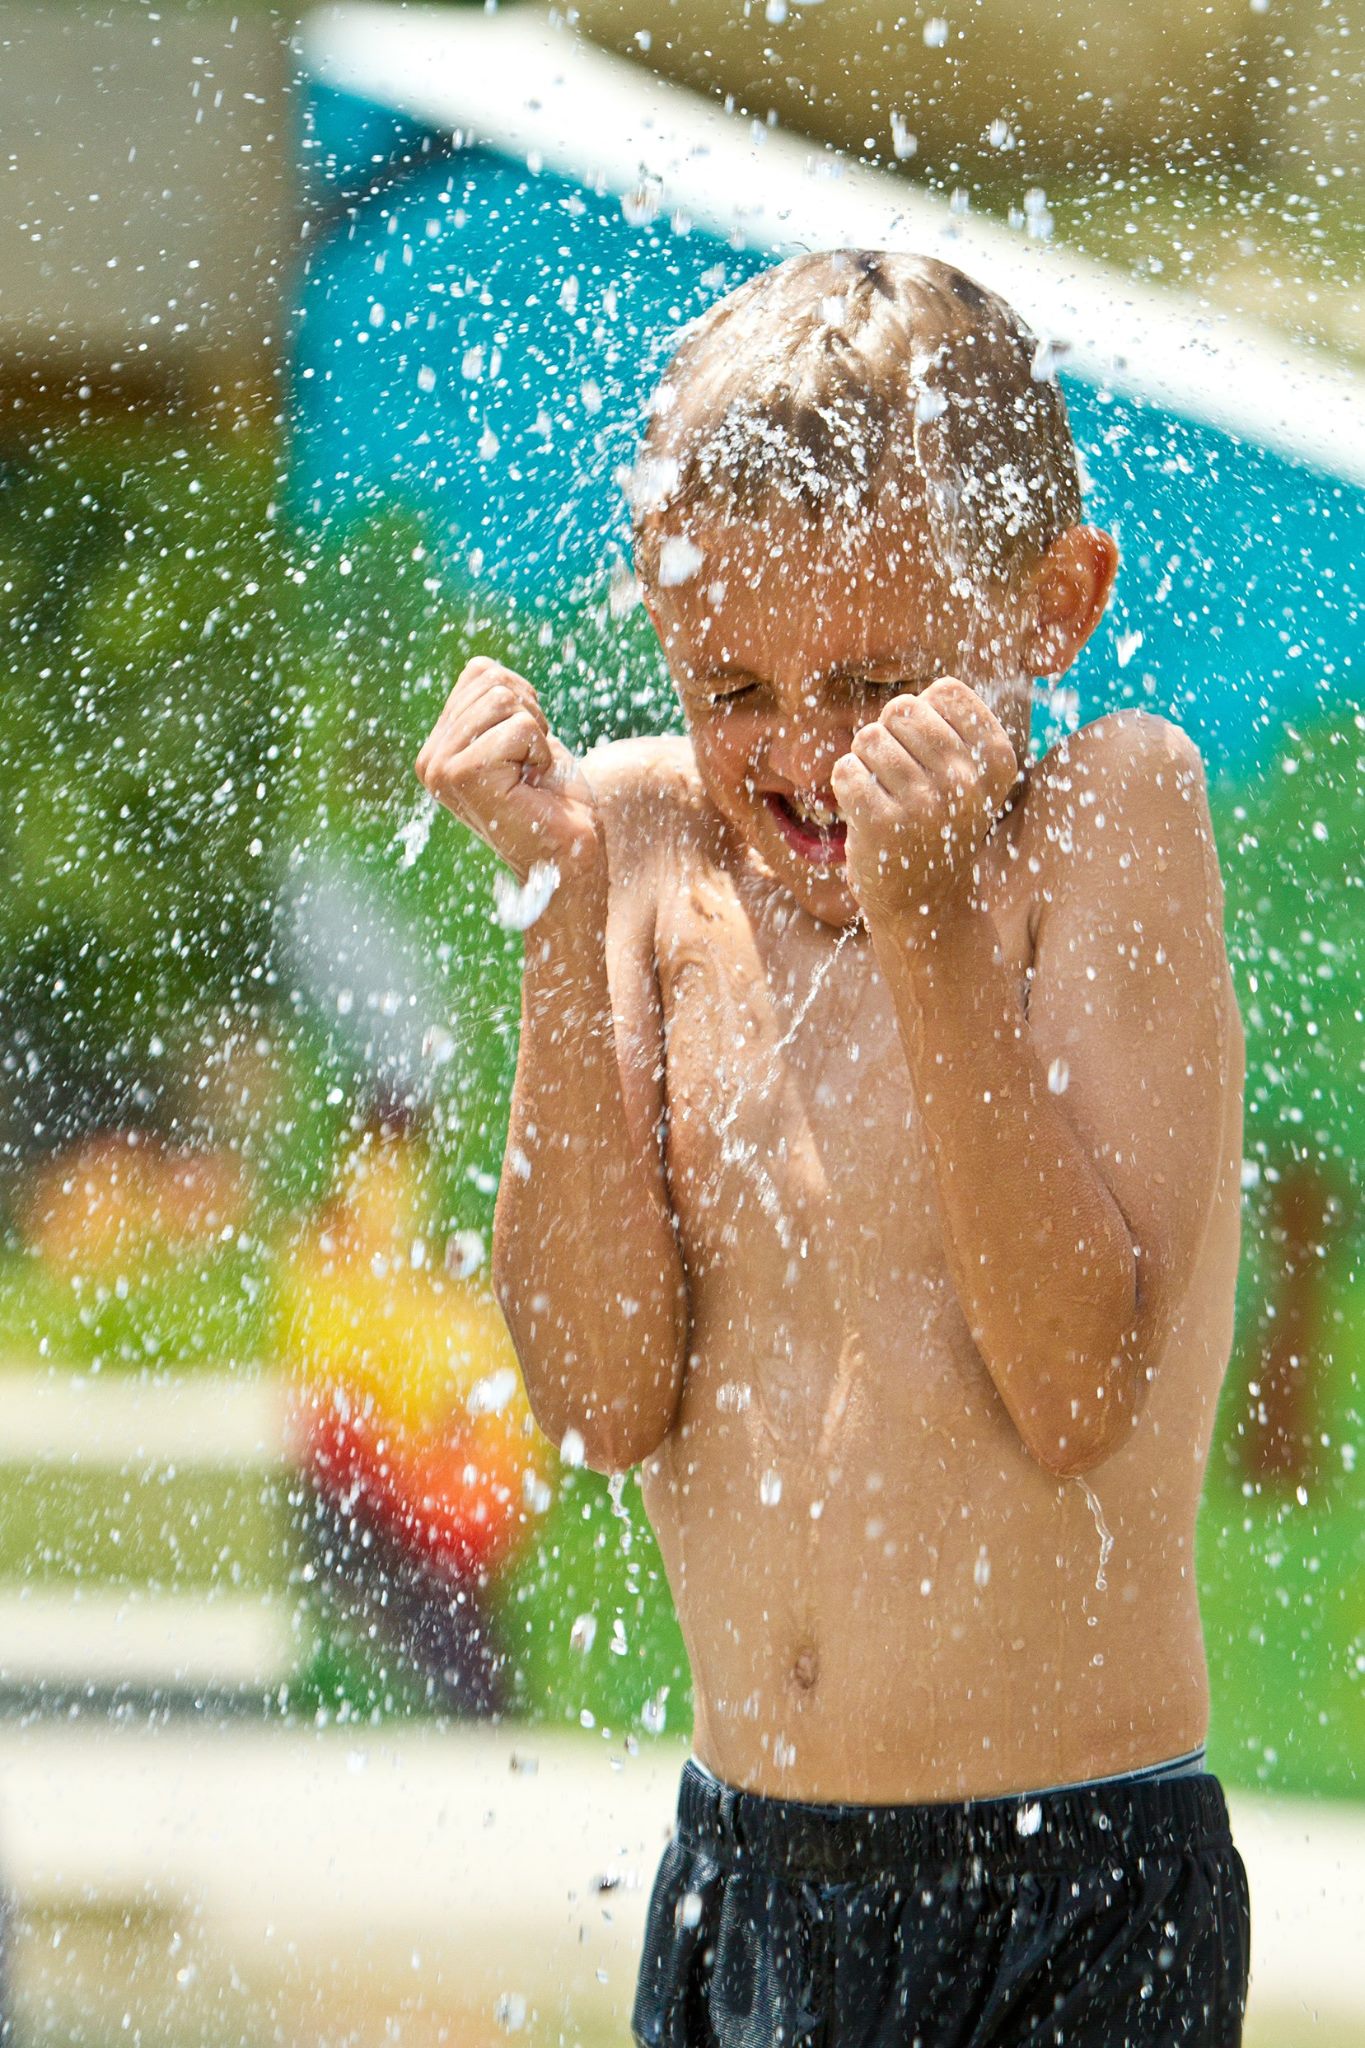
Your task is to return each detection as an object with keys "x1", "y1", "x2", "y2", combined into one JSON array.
[
  {"x1": 710, "y1": 917, "x2": 865, "y2": 1248},
  {"x1": 1075, "y1": 1475, "x2": 1115, "y2": 1592}
]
